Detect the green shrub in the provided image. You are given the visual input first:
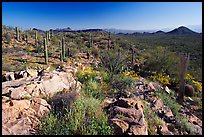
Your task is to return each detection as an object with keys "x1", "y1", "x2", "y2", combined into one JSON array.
[
  {"x1": 38, "y1": 96, "x2": 113, "y2": 135},
  {"x1": 82, "y1": 79, "x2": 104, "y2": 99},
  {"x1": 76, "y1": 66, "x2": 98, "y2": 84},
  {"x1": 140, "y1": 46, "x2": 179, "y2": 77},
  {"x1": 99, "y1": 49, "x2": 128, "y2": 77},
  {"x1": 4, "y1": 33, "x2": 11, "y2": 44},
  {"x1": 110, "y1": 74, "x2": 136, "y2": 98}
]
